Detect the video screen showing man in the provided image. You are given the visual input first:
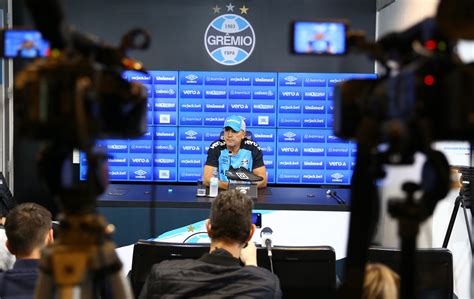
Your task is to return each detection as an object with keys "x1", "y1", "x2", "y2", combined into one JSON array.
[
  {"x1": 17, "y1": 38, "x2": 41, "y2": 58},
  {"x1": 203, "y1": 115, "x2": 267, "y2": 189}
]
